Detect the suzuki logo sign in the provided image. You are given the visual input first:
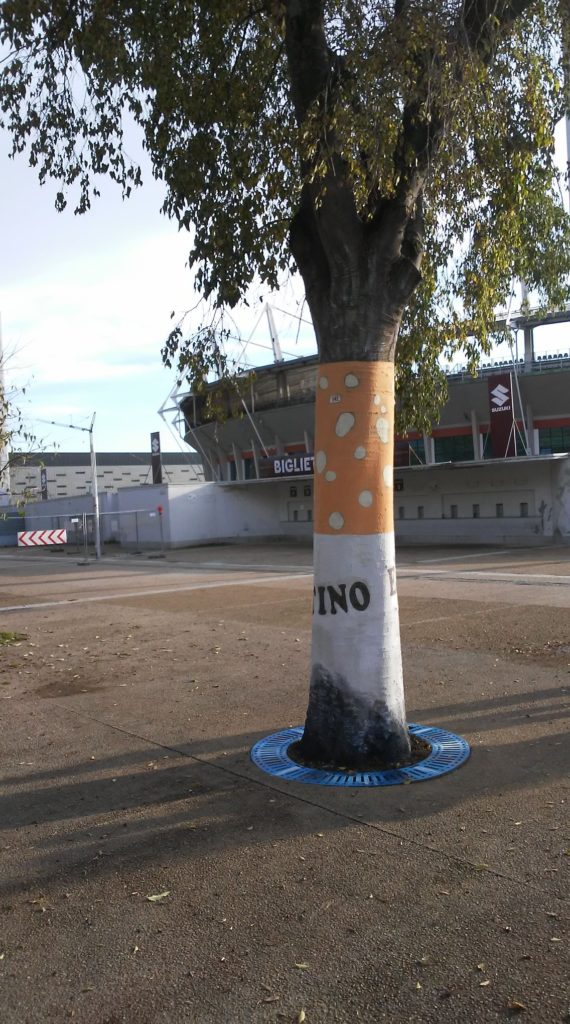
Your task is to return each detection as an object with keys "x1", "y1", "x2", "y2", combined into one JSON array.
[
  {"x1": 150, "y1": 431, "x2": 163, "y2": 485},
  {"x1": 487, "y1": 373, "x2": 516, "y2": 457},
  {"x1": 490, "y1": 383, "x2": 510, "y2": 408}
]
